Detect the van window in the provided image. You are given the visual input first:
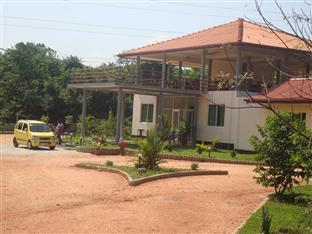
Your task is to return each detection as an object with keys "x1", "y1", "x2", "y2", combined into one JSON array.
[
  {"x1": 17, "y1": 122, "x2": 23, "y2": 130},
  {"x1": 22, "y1": 123, "x2": 28, "y2": 131}
]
